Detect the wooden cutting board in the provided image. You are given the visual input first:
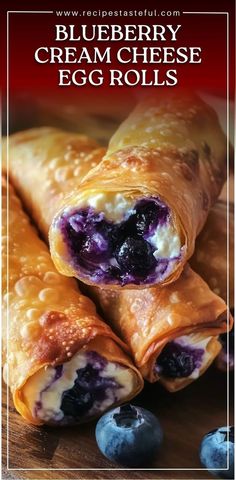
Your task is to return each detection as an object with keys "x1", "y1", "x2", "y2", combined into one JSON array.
[{"x1": 3, "y1": 97, "x2": 233, "y2": 480}]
